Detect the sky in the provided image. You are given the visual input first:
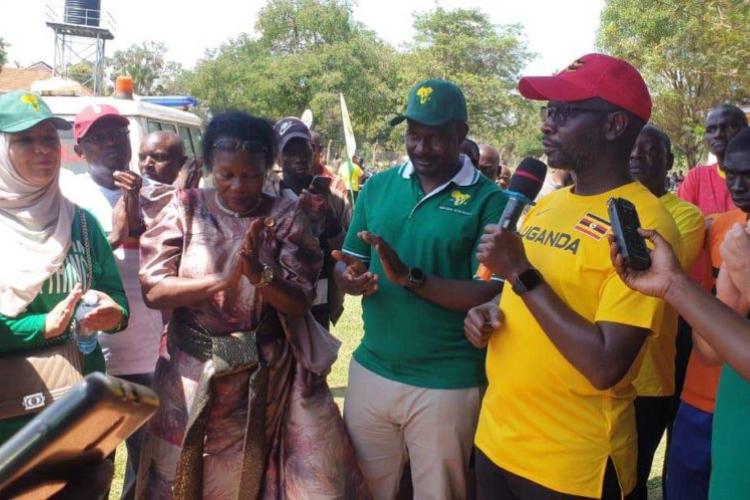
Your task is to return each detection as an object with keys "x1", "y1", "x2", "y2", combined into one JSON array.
[{"x1": 2, "y1": 0, "x2": 604, "y2": 75}]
